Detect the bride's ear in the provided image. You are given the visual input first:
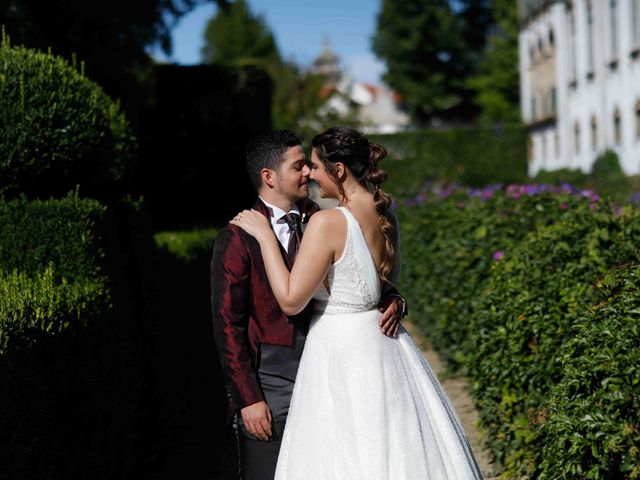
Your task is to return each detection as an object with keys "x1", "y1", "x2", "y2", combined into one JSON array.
[{"x1": 335, "y1": 162, "x2": 346, "y2": 180}]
